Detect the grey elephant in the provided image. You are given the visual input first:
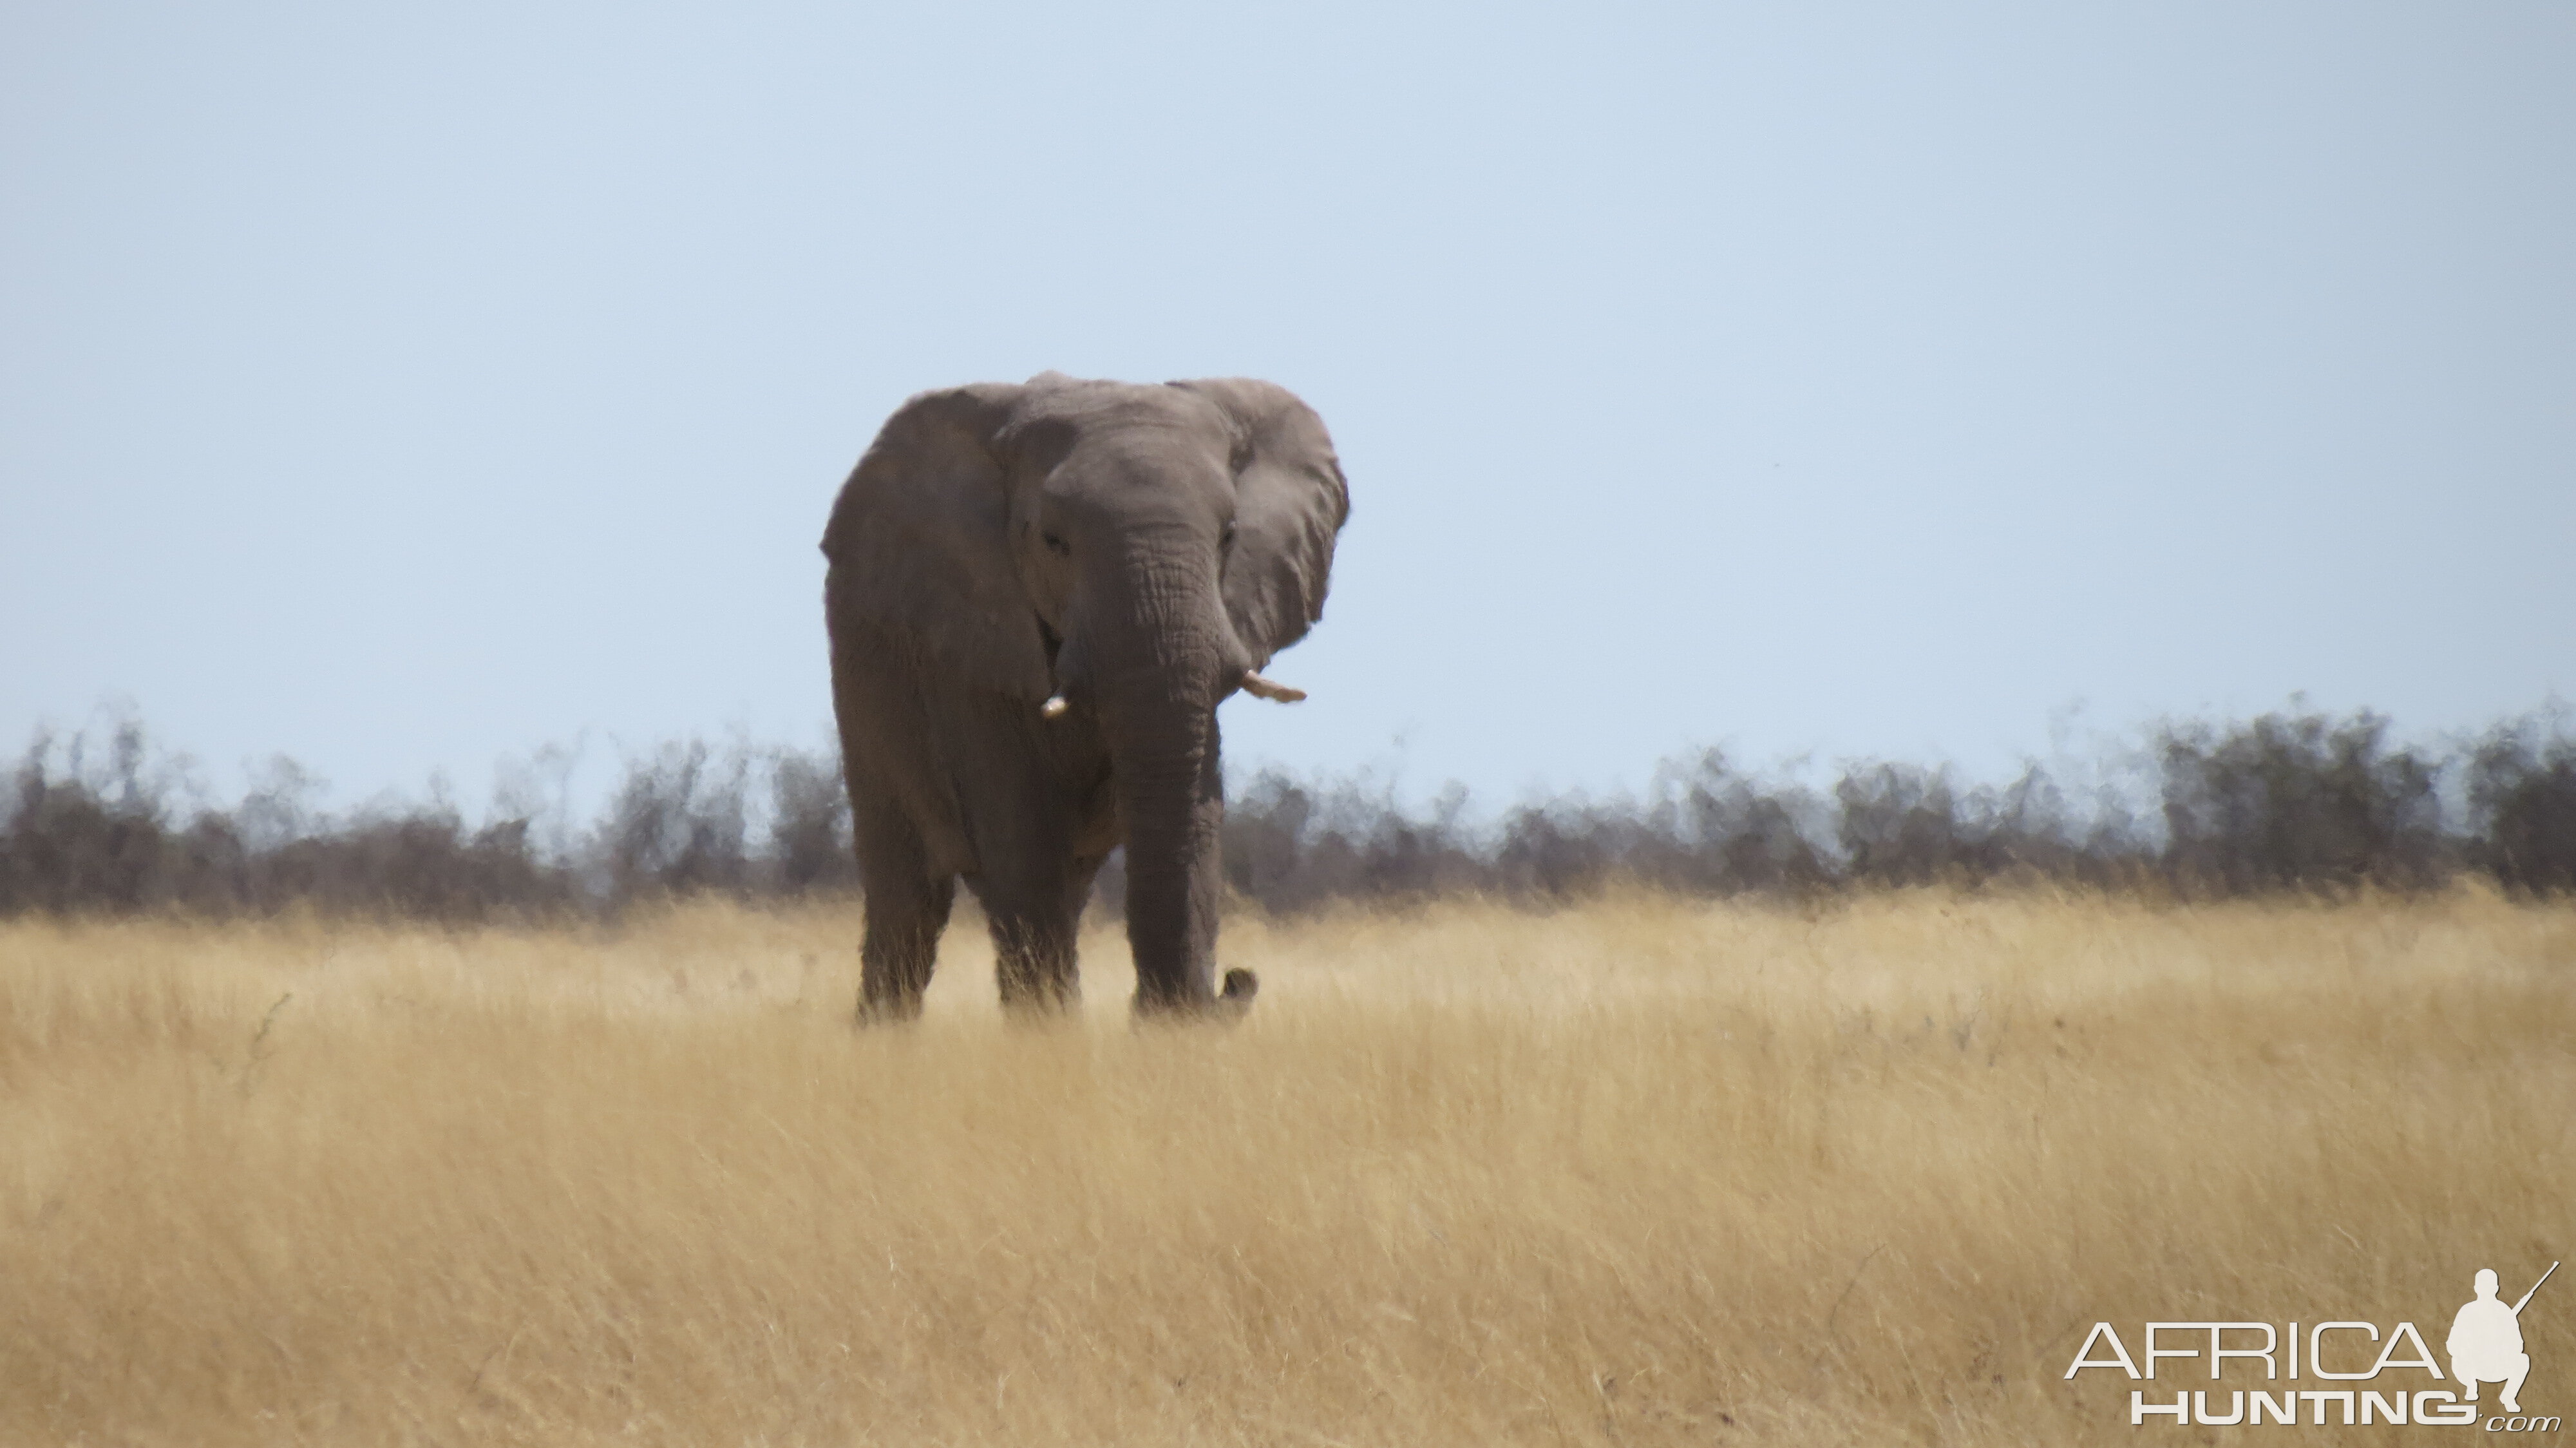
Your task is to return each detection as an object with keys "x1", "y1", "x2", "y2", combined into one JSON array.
[{"x1": 821, "y1": 372, "x2": 1350, "y2": 1019}]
